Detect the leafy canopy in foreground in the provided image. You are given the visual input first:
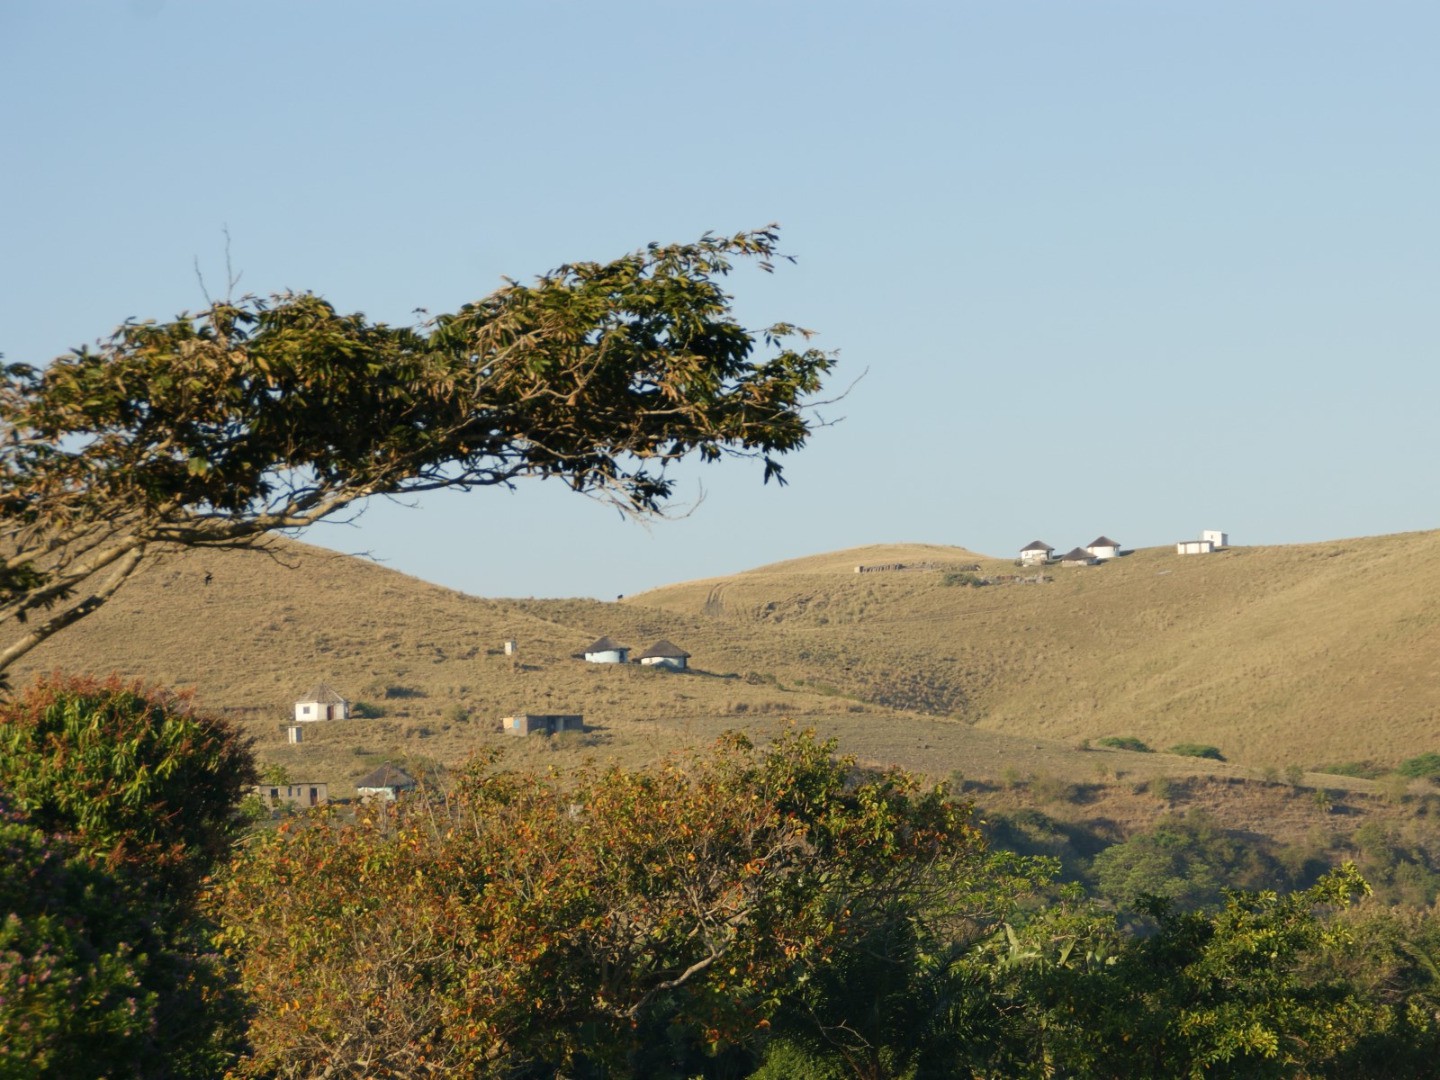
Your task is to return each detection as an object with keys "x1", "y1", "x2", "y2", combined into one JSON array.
[
  {"x1": 0, "y1": 674, "x2": 254, "y2": 1077},
  {"x1": 215, "y1": 729, "x2": 1032, "y2": 1078},
  {"x1": 0, "y1": 227, "x2": 833, "y2": 675}
]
